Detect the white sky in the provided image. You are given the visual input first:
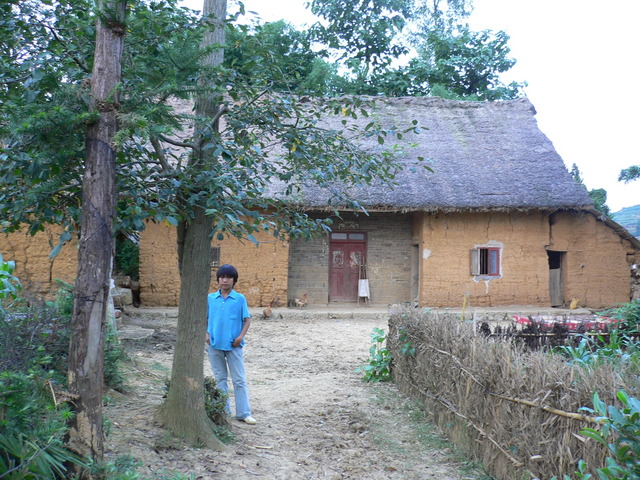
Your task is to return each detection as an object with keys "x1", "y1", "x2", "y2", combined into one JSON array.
[{"x1": 181, "y1": 0, "x2": 640, "y2": 212}]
